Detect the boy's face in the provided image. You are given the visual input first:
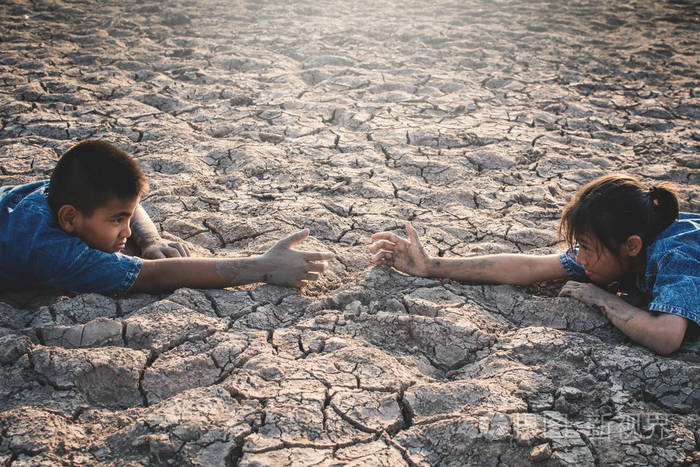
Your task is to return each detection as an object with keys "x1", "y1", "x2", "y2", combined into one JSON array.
[
  {"x1": 575, "y1": 234, "x2": 631, "y2": 285},
  {"x1": 72, "y1": 196, "x2": 139, "y2": 253}
]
